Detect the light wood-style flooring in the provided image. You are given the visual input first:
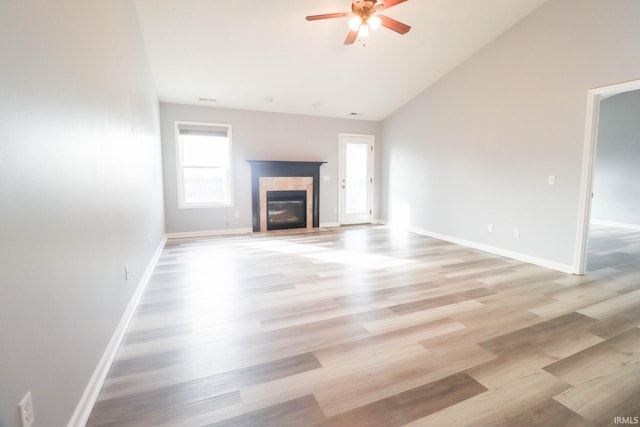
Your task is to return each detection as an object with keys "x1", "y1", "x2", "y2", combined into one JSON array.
[{"x1": 87, "y1": 224, "x2": 640, "y2": 426}]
